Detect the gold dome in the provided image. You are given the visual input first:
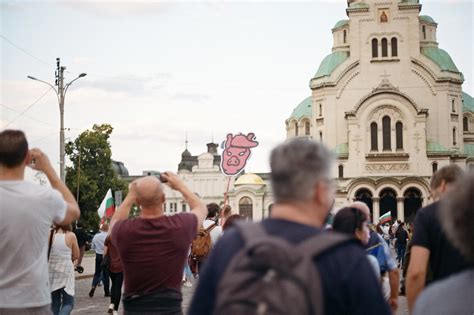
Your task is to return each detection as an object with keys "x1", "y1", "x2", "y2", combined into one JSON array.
[{"x1": 234, "y1": 173, "x2": 265, "y2": 186}]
